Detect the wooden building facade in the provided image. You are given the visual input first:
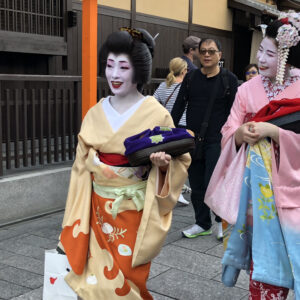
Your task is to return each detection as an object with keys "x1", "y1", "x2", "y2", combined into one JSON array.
[
  {"x1": 0, "y1": 0, "x2": 235, "y2": 76},
  {"x1": 0, "y1": 0, "x2": 295, "y2": 177}
]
